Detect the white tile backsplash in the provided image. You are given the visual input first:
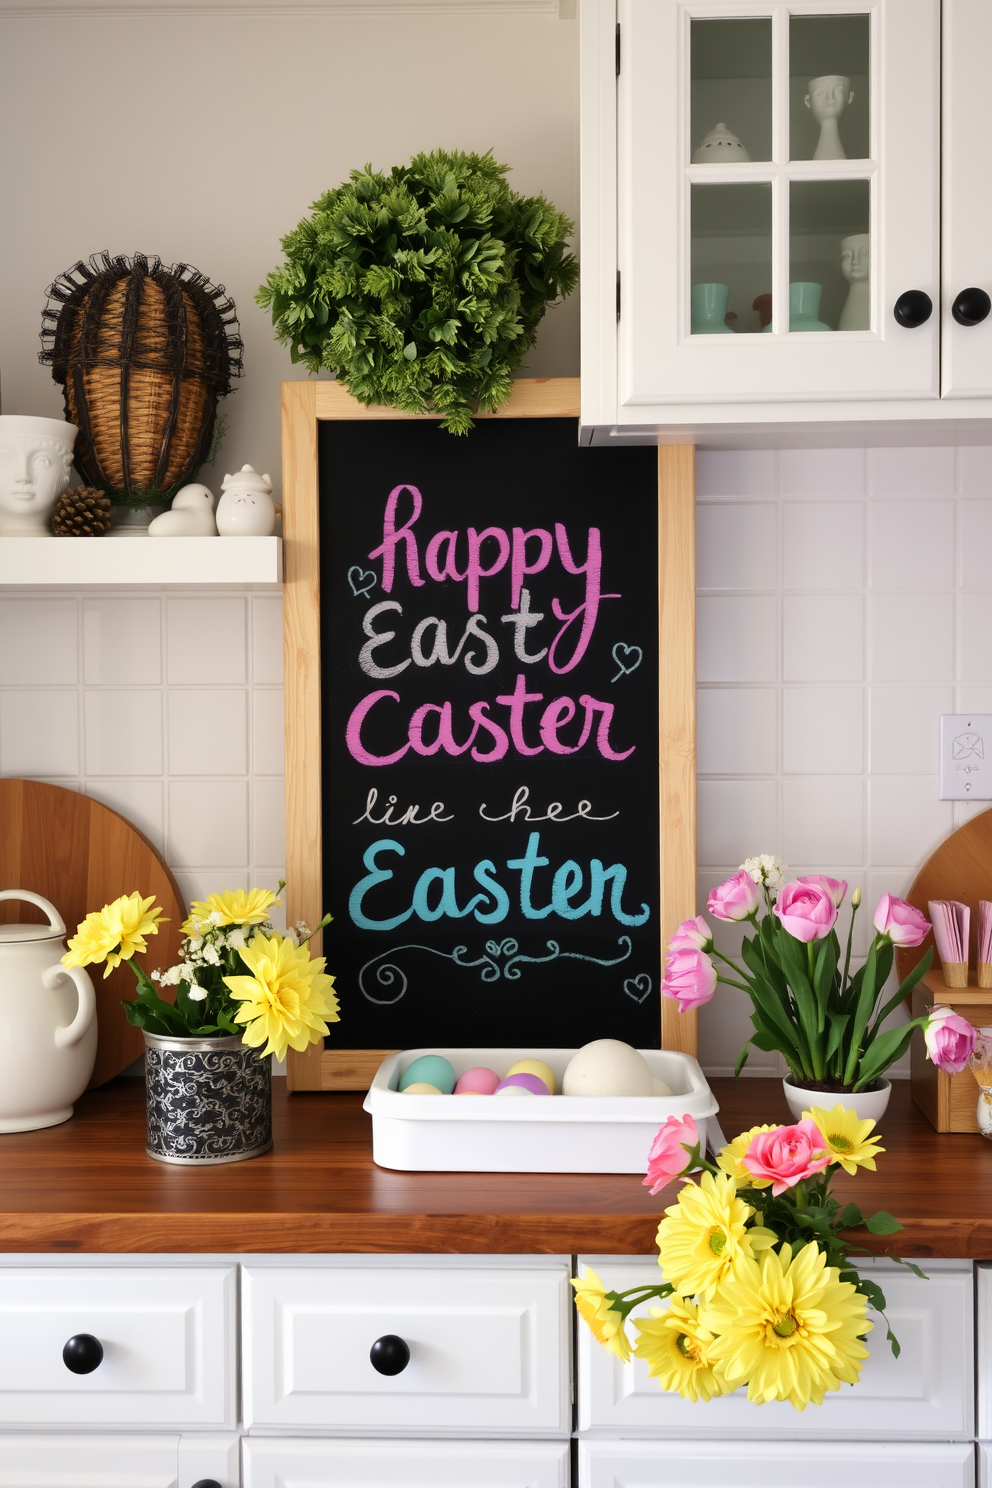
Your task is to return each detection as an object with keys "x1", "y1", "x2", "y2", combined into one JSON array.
[
  {"x1": 779, "y1": 447, "x2": 866, "y2": 499},
  {"x1": 82, "y1": 597, "x2": 162, "y2": 685},
  {"x1": 868, "y1": 445, "x2": 957, "y2": 499},
  {"x1": 696, "y1": 503, "x2": 777, "y2": 590},
  {"x1": 868, "y1": 499, "x2": 955, "y2": 590},
  {"x1": 781, "y1": 501, "x2": 864, "y2": 590},
  {"x1": 85, "y1": 690, "x2": 163, "y2": 776},
  {"x1": 783, "y1": 687, "x2": 864, "y2": 774},
  {"x1": 0, "y1": 689, "x2": 79, "y2": 776},
  {"x1": 167, "y1": 689, "x2": 248, "y2": 776},
  {"x1": 697, "y1": 595, "x2": 778, "y2": 682},
  {"x1": 958, "y1": 499, "x2": 992, "y2": 588},
  {"x1": 869, "y1": 592, "x2": 954, "y2": 682},
  {"x1": 697, "y1": 687, "x2": 777, "y2": 775},
  {"x1": 166, "y1": 597, "x2": 247, "y2": 684},
  {"x1": 168, "y1": 778, "x2": 250, "y2": 868},
  {"x1": 0, "y1": 598, "x2": 77, "y2": 685},
  {"x1": 783, "y1": 594, "x2": 864, "y2": 681}
]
